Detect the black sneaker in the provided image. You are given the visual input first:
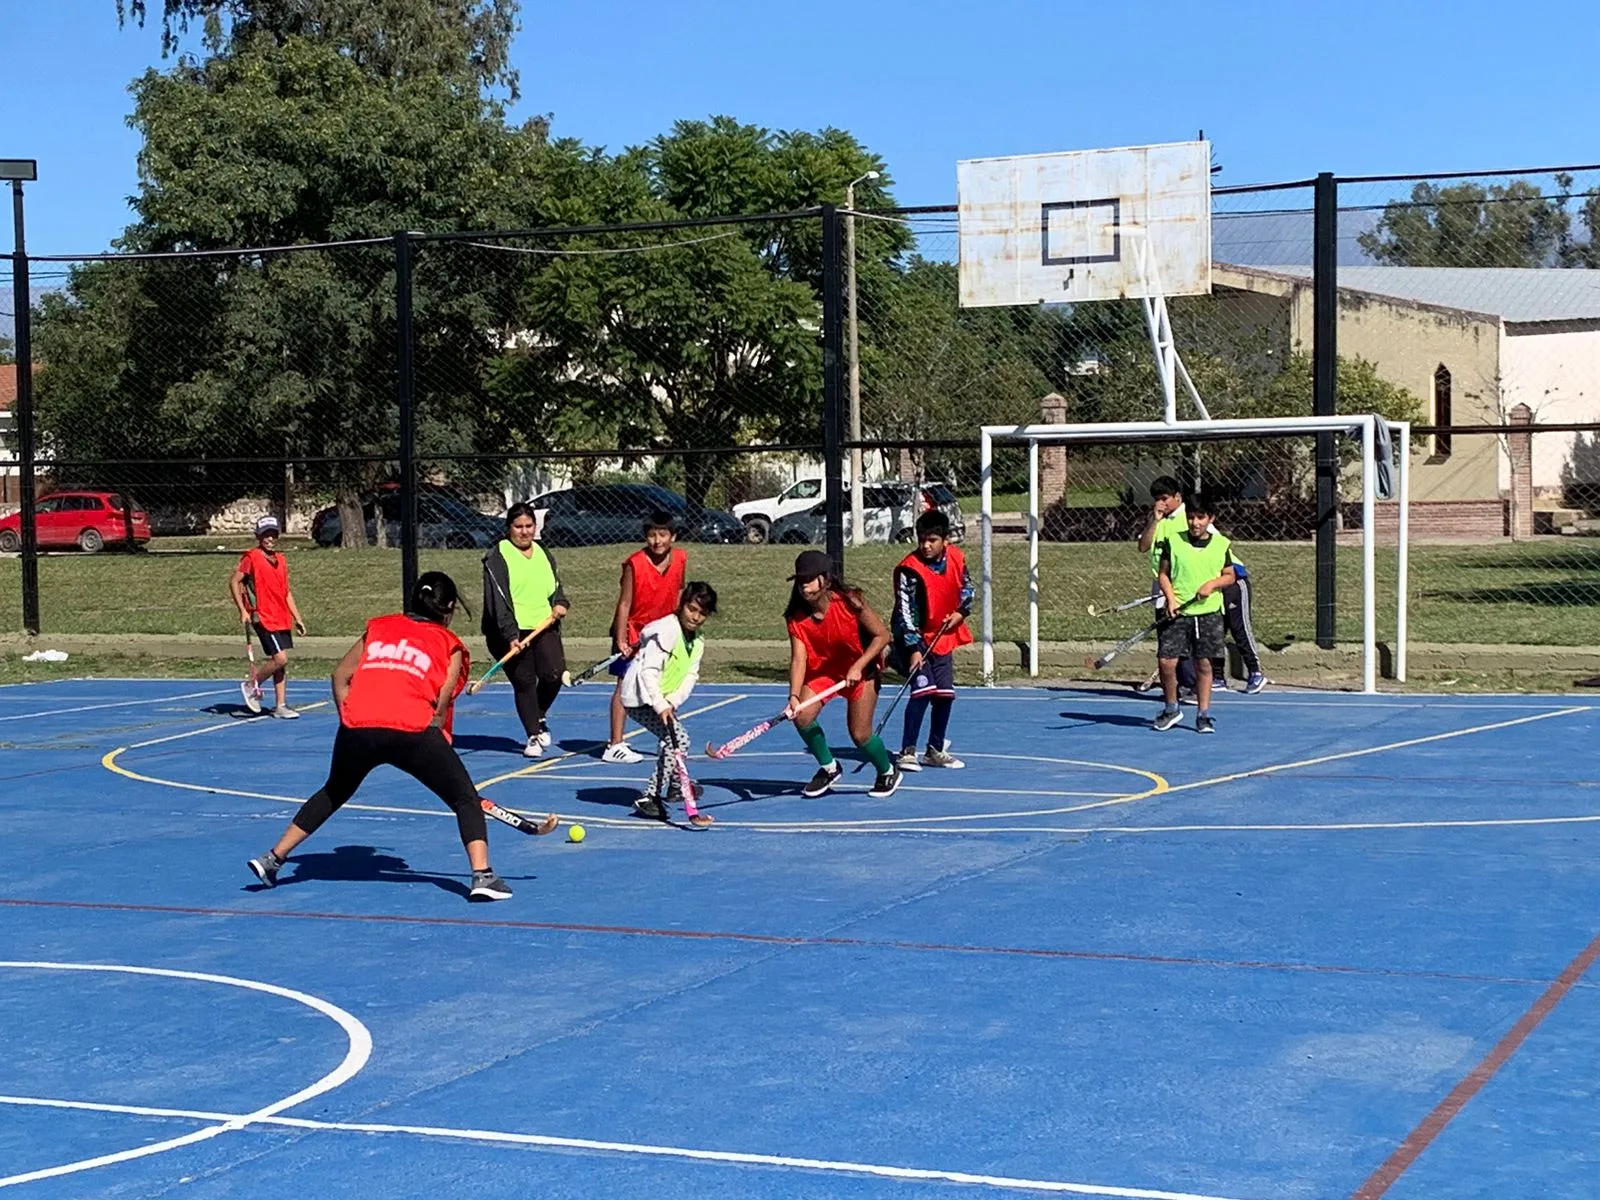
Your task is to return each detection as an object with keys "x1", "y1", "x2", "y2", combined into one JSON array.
[
  {"x1": 1196, "y1": 714, "x2": 1216, "y2": 735},
  {"x1": 1152, "y1": 708, "x2": 1183, "y2": 732},
  {"x1": 801, "y1": 762, "x2": 842, "y2": 798},
  {"x1": 633, "y1": 796, "x2": 666, "y2": 820},
  {"x1": 869, "y1": 765, "x2": 904, "y2": 798},
  {"x1": 469, "y1": 870, "x2": 513, "y2": 902},
  {"x1": 247, "y1": 852, "x2": 282, "y2": 888}
]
